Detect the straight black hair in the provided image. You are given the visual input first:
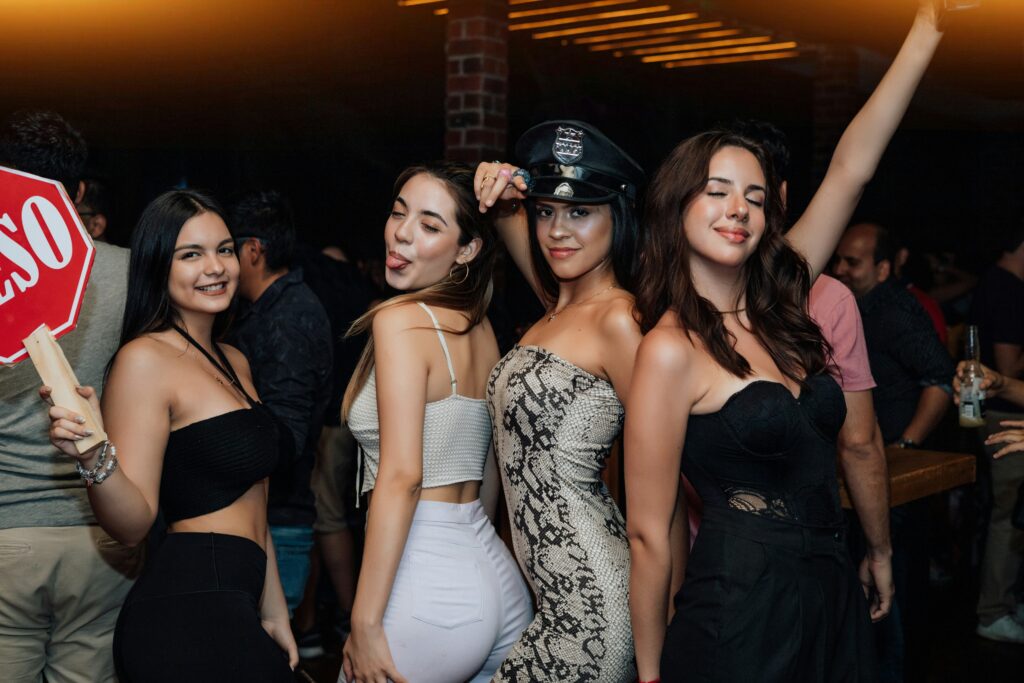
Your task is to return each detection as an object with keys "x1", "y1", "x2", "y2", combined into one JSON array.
[{"x1": 117, "y1": 189, "x2": 233, "y2": 354}]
